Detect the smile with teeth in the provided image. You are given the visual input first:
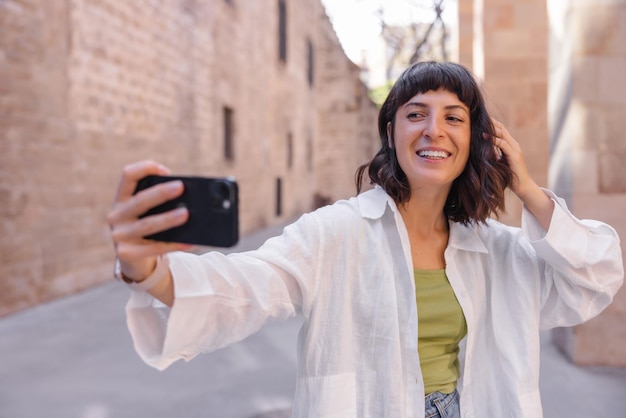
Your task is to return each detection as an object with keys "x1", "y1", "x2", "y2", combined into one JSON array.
[{"x1": 417, "y1": 150, "x2": 450, "y2": 159}]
